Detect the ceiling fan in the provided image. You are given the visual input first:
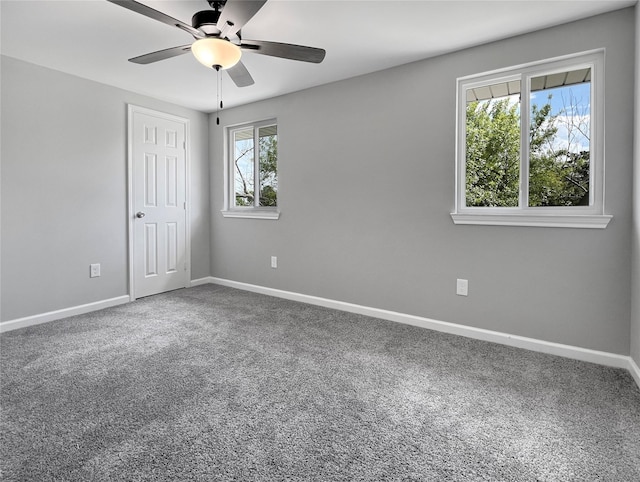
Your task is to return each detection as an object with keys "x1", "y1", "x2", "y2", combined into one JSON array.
[{"x1": 107, "y1": 0, "x2": 326, "y2": 87}]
